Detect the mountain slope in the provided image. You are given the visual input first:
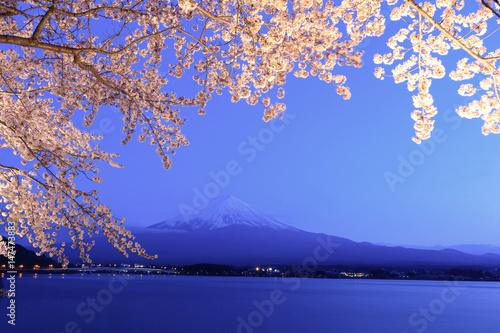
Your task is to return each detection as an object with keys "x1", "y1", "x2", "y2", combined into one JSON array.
[
  {"x1": 0, "y1": 236, "x2": 56, "y2": 268},
  {"x1": 72, "y1": 225, "x2": 500, "y2": 267},
  {"x1": 64, "y1": 196, "x2": 500, "y2": 267},
  {"x1": 402, "y1": 244, "x2": 500, "y2": 256}
]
